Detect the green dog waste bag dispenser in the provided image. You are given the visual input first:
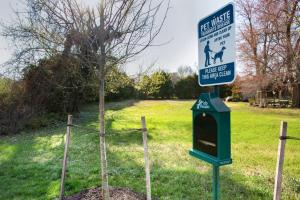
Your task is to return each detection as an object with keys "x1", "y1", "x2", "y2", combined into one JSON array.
[{"x1": 189, "y1": 93, "x2": 232, "y2": 166}]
